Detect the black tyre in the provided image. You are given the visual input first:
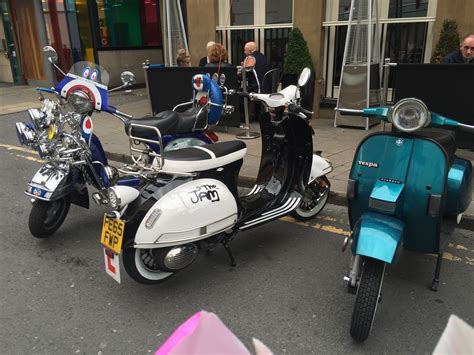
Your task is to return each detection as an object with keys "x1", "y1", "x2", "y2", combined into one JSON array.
[
  {"x1": 350, "y1": 257, "x2": 385, "y2": 342},
  {"x1": 28, "y1": 198, "x2": 71, "y2": 238},
  {"x1": 122, "y1": 248, "x2": 174, "y2": 285},
  {"x1": 292, "y1": 176, "x2": 330, "y2": 221}
]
